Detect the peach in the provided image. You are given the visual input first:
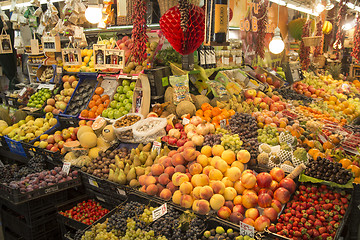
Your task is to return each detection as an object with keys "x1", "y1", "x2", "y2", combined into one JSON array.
[
  {"x1": 254, "y1": 216, "x2": 270, "y2": 232},
  {"x1": 196, "y1": 154, "x2": 209, "y2": 167},
  {"x1": 151, "y1": 164, "x2": 164, "y2": 176},
  {"x1": 210, "y1": 194, "x2": 225, "y2": 210},
  {"x1": 209, "y1": 169, "x2": 223, "y2": 181},
  {"x1": 182, "y1": 147, "x2": 197, "y2": 162},
  {"x1": 221, "y1": 177, "x2": 234, "y2": 187},
  {"x1": 192, "y1": 200, "x2": 199, "y2": 212},
  {"x1": 172, "y1": 153, "x2": 185, "y2": 166},
  {"x1": 270, "y1": 167, "x2": 285, "y2": 182},
  {"x1": 166, "y1": 182, "x2": 176, "y2": 193},
  {"x1": 168, "y1": 150, "x2": 177, "y2": 157},
  {"x1": 193, "y1": 199, "x2": 210, "y2": 215},
  {"x1": 258, "y1": 193, "x2": 272, "y2": 208},
  {"x1": 145, "y1": 176, "x2": 156, "y2": 187},
  {"x1": 224, "y1": 200, "x2": 234, "y2": 211},
  {"x1": 211, "y1": 144, "x2": 225, "y2": 157},
  {"x1": 243, "y1": 218, "x2": 255, "y2": 227},
  {"x1": 146, "y1": 184, "x2": 158, "y2": 196},
  {"x1": 164, "y1": 166, "x2": 175, "y2": 178},
  {"x1": 174, "y1": 165, "x2": 186, "y2": 173},
  {"x1": 191, "y1": 174, "x2": 209, "y2": 187},
  {"x1": 245, "y1": 208, "x2": 260, "y2": 220},
  {"x1": 225, "y1": 167, "x2": 241, "y2": 182},
  {"x1": 233, "y1": 195, "x2": 242, "y2": 205},
  {"x1": 241, "y1": 173, "x2": 257, "y2": 189},
  {"x1": 200, "y1": 186, "x2": 214, "y2": 200},
  {"x1": 233, "y1": 204, "x2": 246, "y2": 215},
  {"x1": 231, "y1": 161, "x2": 245, "y2": 172},
  {"x1": 158, "y1": 173, "x2": 170, "y2": 185},
  {"x1": 157, "y1": 184, "x2": 165, "y2": 194},
  {"x1": 234, "y1": 181, "x2": 246, "y2": 194},
  {"x1": 160, "y1": 189, "x2": 172, "y2": 200},
  {"x1": 224, "y1": 187, "x2": 237, "y2": 201},
  {"x1": 279, "y1": 178, "x2": 296, "y2": 194},
  {"x1": 179, "y1": 181, "x2": 193, "y2": 195},
  {"x1": 192, "y1": 186, "x2": 202, "y2": 199},
  {"x1": 172, "y1": 172, "x2": 189, "y2": 186},
  {"x1": 229, "y1": 212, "x2": 244, "y2": 224},
  {"x1": 243, "y1": 189, "x2": 257, "y2": 195},
  {"x1": 258, "y1": 189, "x2": 274, "y2": 198},
  {"x1": 271, "y1": 199, "x2": 282, "y2": 213},
  {"x1": 189, "y1": 162, "x2": 203, "y2": 175},
  {"x1": 140, "y1": 185, "x2": 146, "y2": 193},
  {"x1": 180, "y1": 194, "x2": 193, "y2": 208},
  {"x1": 159, "y1": 156, "x2": 172, "y2": 168},
  {"x1": 221, "y1": 150, "x2": 236, "y2": 165},
  {"x1": 274, "y1": 187, "x2": 291, "y2": 204},
  {"x1": 237, "y1": 150, "x2": 251, "y2": 163},
  {"x1": 269, "y1": 180, "x2": 279, "y2": 191},
  {"x1": 217, "y1": 206, "x2": 231, "y2": 219},
  {"x1": 201, "y1": 145, "x2": 212, "y2": 157},
  {"x1": 242, "y1": 192, "x2": 258, "y2": 209},
  {"x1": 214, "y1": 159, "x2": 228, "y2": 173},
  {"x1": 256, "y1": 172, "x2": 272, "y2": 189},
  {"x1": 263, "y1": 207, "x2": 278, "y2": 222},
  {"x1": 139, "y1": 175, "x2": 147, "y2": 186},
  {"x1": 203, "y1": 166, "x2": 215, "y2": 175},
  {"x1": 210, "y1": 181, "x2": 225, "y2": 194},
  {"x1": 242, "y1": 169, "x2": 255, "y2": 177},
  {"x1": 184, "y1": 141, "x2": 196, "y2": 148}
]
